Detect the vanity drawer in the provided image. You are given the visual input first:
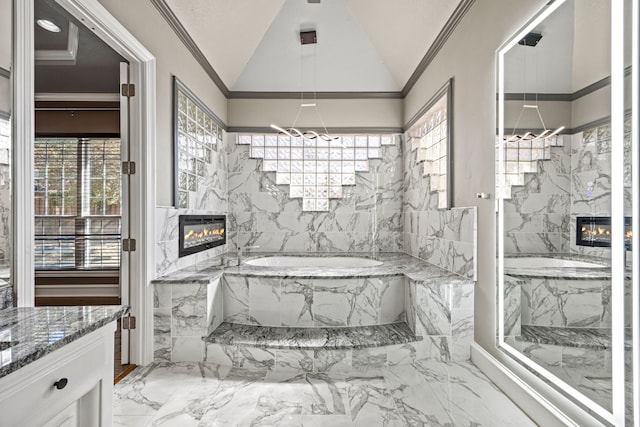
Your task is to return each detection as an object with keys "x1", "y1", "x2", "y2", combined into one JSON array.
[{"x1": 0, "y1": 338, "x2": 106, "y2": 427}]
